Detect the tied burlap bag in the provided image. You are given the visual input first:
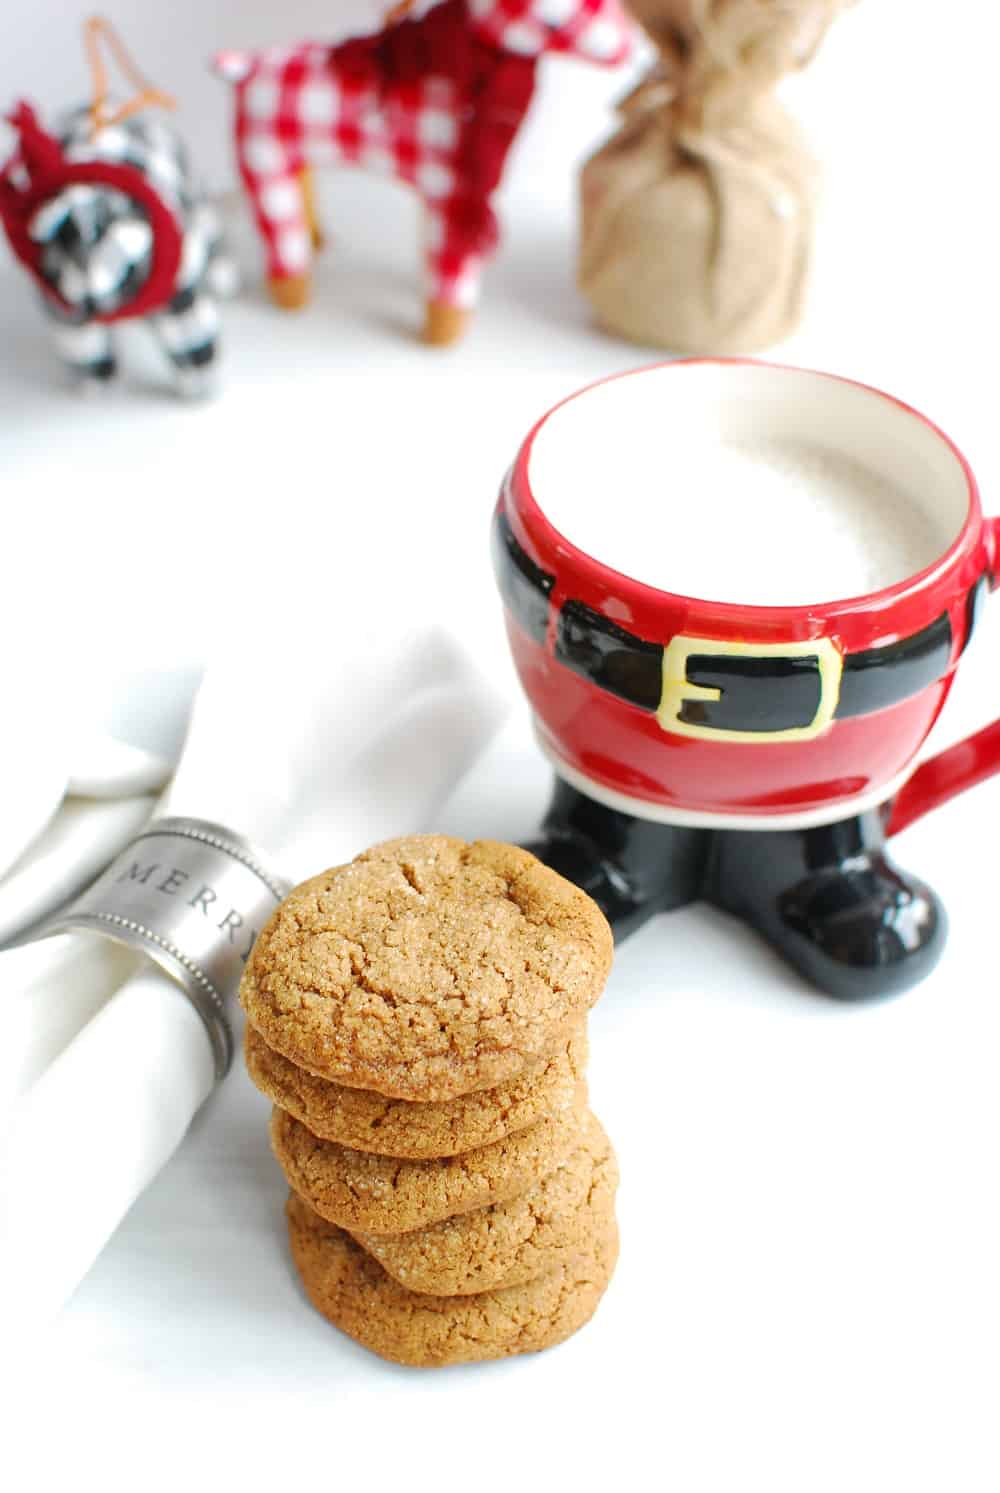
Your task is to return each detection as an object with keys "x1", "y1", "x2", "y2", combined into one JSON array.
[{"x1": 579, "y1": 0, "x2": 849, "y2": 354}]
